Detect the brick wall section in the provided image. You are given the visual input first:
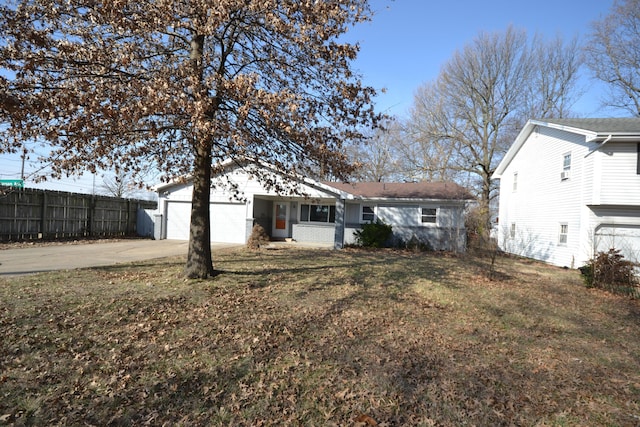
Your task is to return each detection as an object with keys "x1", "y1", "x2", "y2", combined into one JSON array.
[{"x1": 292, "y1": 223, "x2": 335, "y2": 244}]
